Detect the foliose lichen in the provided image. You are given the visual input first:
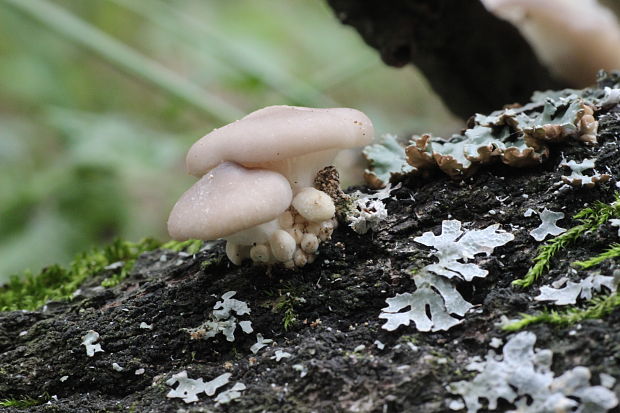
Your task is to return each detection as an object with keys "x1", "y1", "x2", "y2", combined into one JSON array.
[
  {"x1": 184, "y1": 291, "x2": 253, "y2": 342},
  {"x1": 447, "y1": 332, "x2": 618, "y2": 413},
  {"x1": 364, "y1": 71, "x2": 620, "y2": 187},
  {"x1": 379, "y1": 220, "x2": 513, "y2": 332}
]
